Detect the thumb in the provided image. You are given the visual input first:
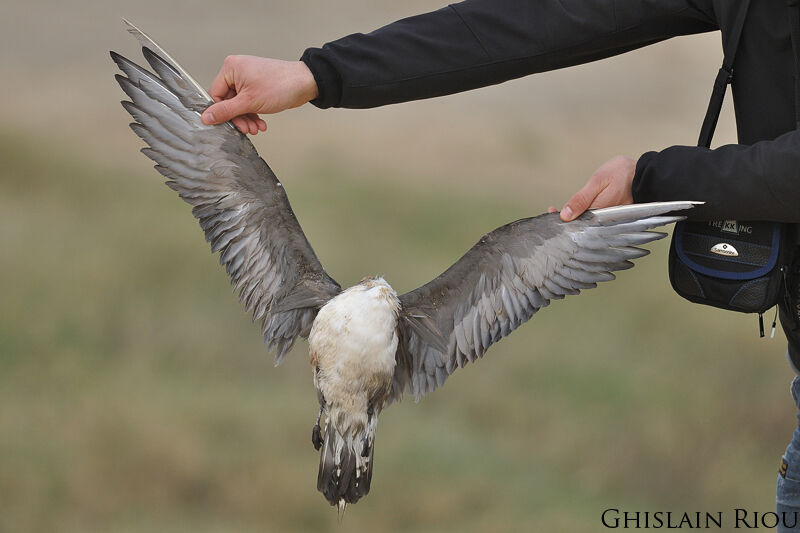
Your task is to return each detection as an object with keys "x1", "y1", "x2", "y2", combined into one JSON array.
[
  {"x1": 560, "y1": 182, "x2": 599, "y2": 222},
  {"x1": 202, "y1": 95, "x2": 250, "y2": 125}
]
